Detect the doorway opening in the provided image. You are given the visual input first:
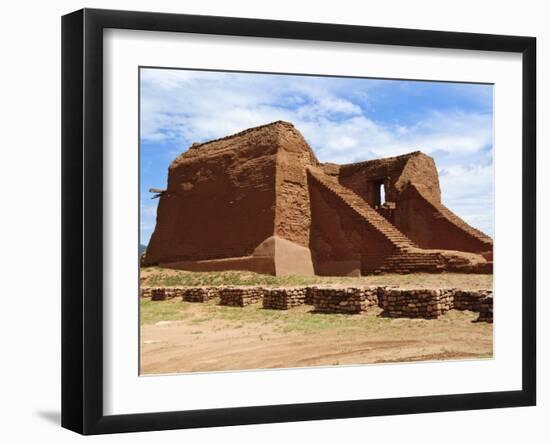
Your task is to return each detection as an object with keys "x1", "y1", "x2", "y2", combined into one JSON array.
[{"x1": 380, "y1": 183, "x2": 386, "y2": 206}]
